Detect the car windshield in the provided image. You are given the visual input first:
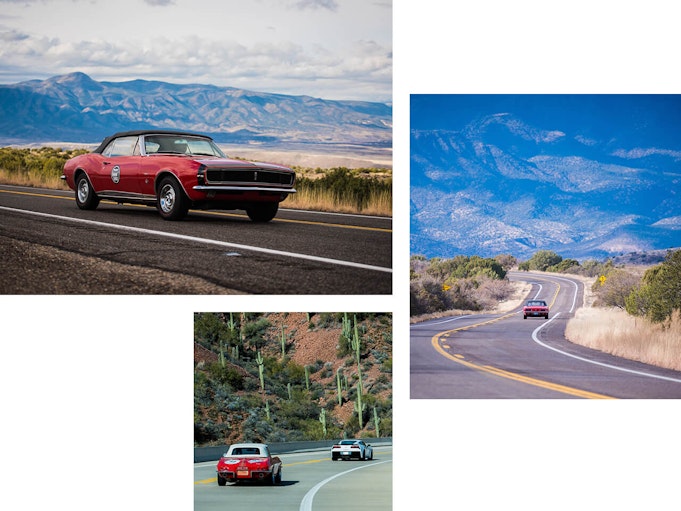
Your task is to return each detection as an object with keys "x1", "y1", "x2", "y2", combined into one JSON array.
[
  {"x1": 144, "y1": 134, "x2": 225, "y2": 157},
  {"x1": 526, "y1": 301, "x2": 547, "y2": 306}
]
